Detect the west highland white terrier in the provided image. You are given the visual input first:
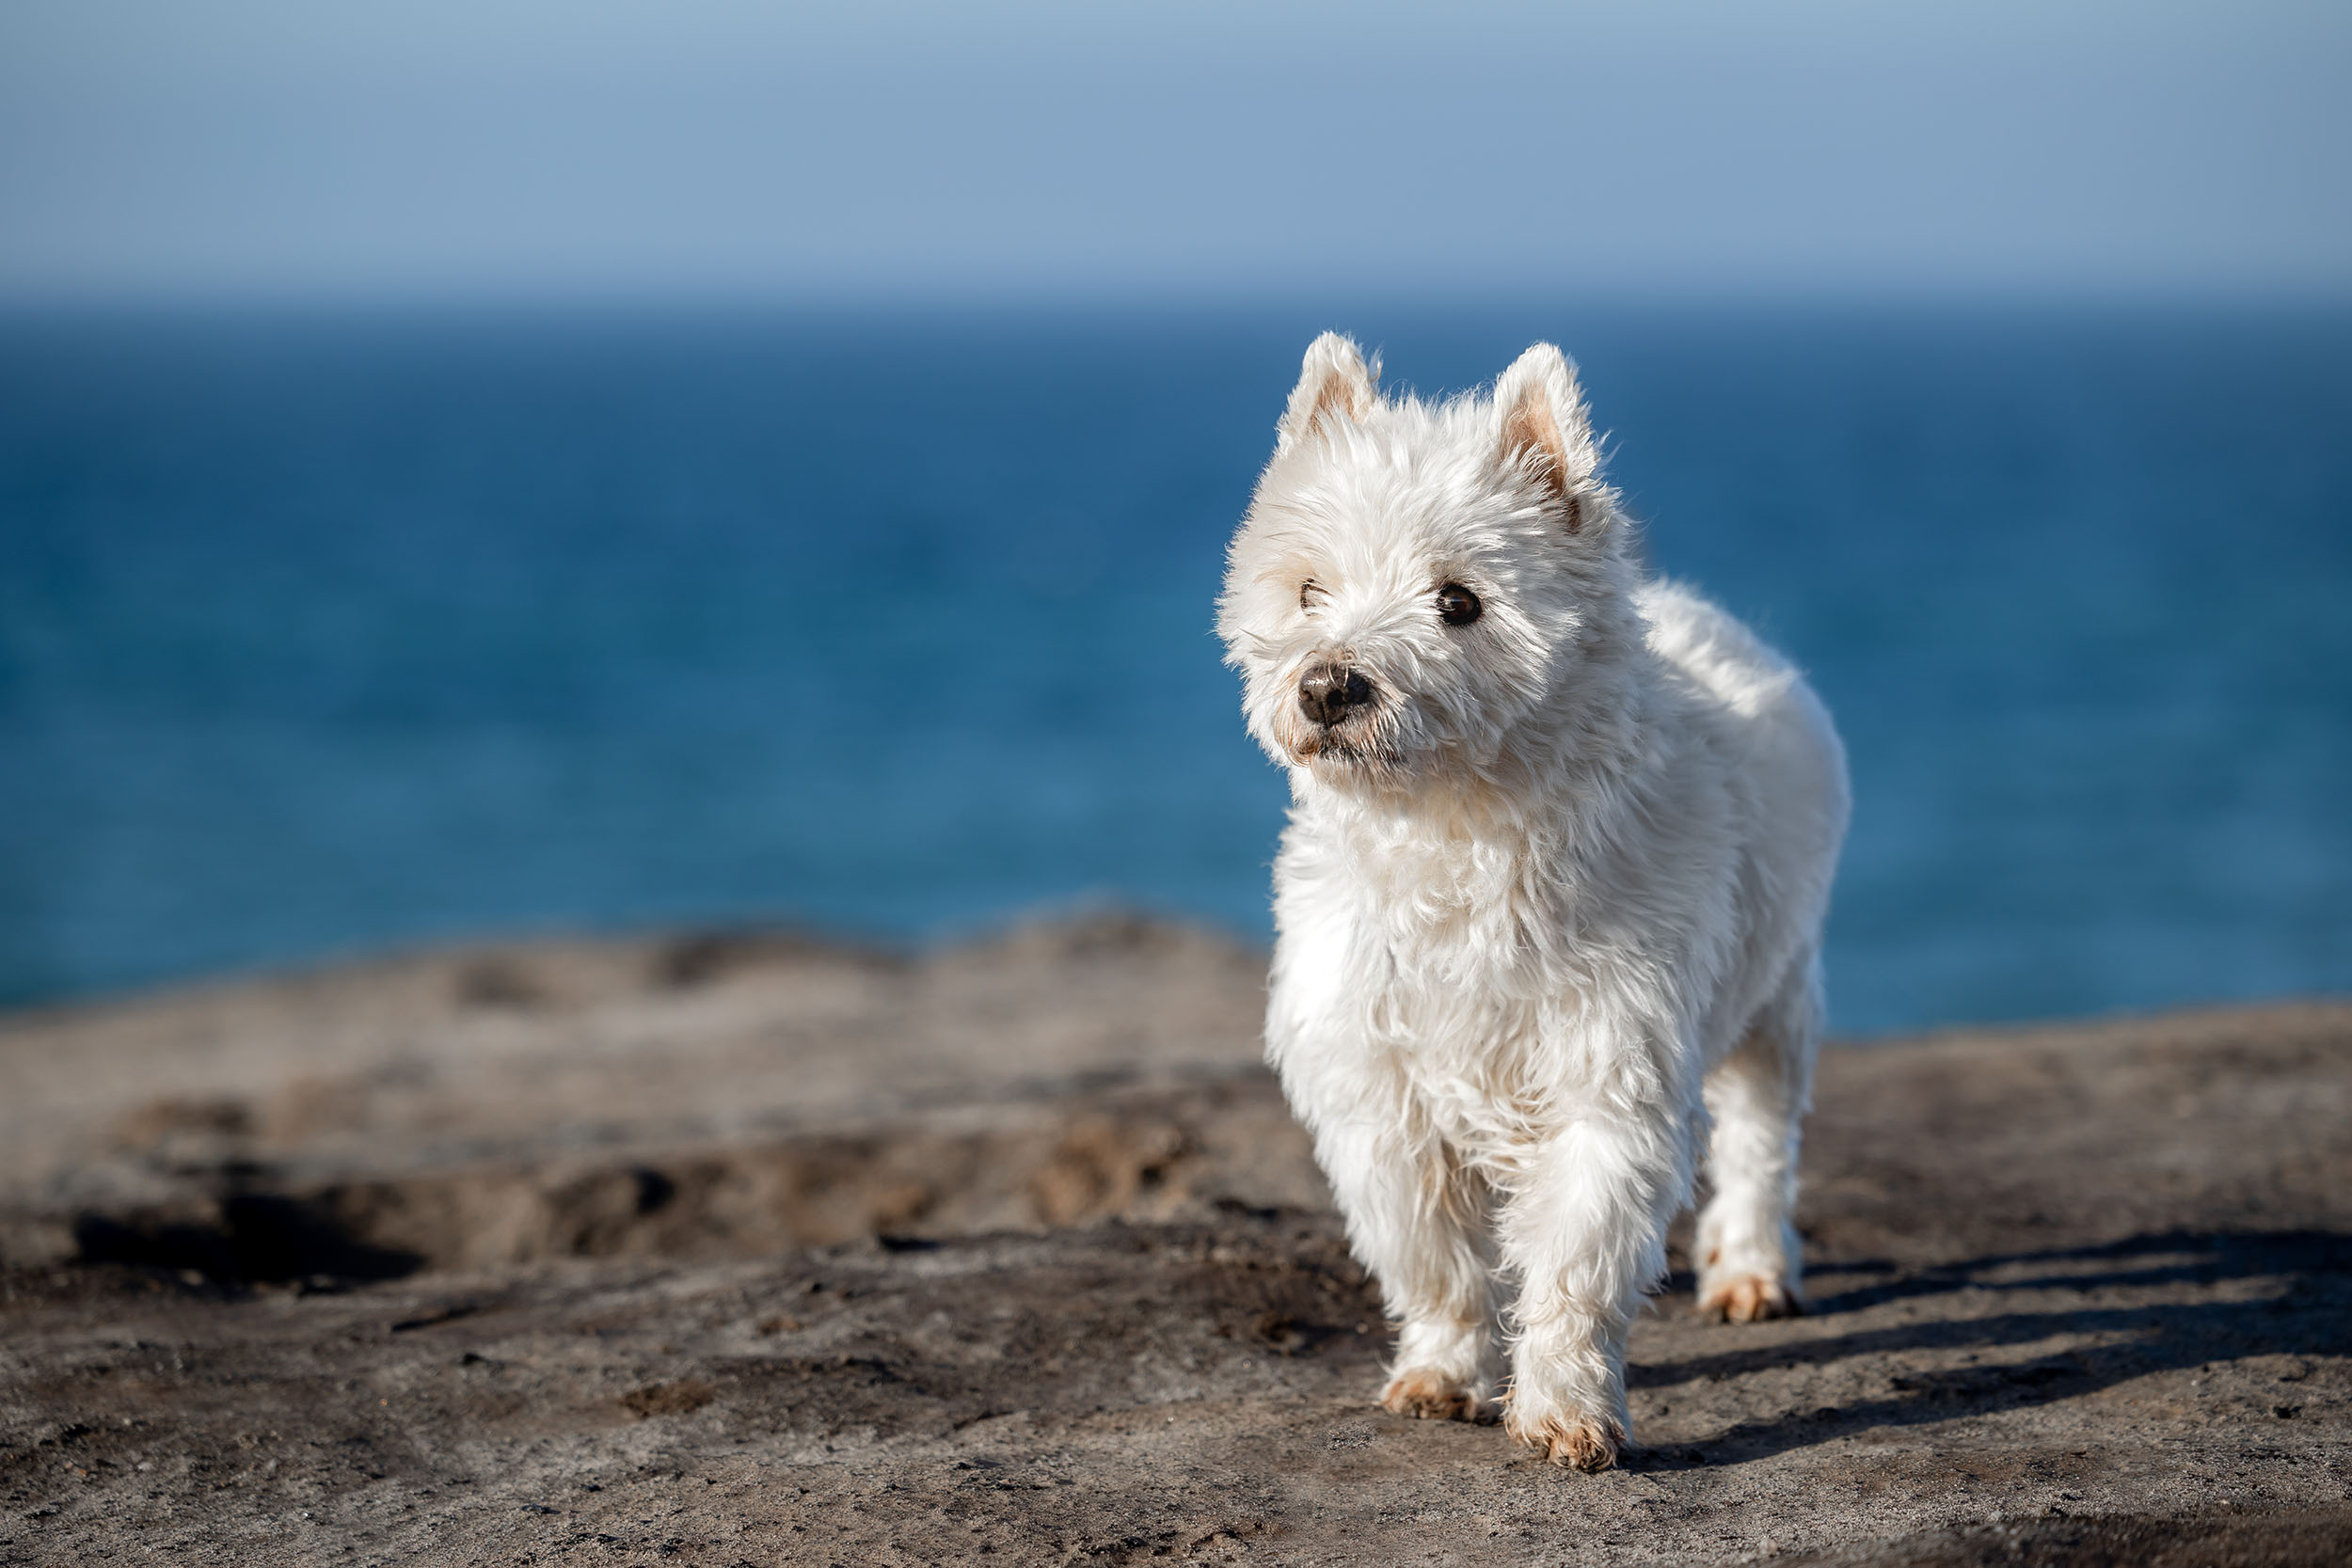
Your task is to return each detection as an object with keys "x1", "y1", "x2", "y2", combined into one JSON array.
[{"x1": 1217, "y1": 335, "x2": 1849, "y2": 1470}]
